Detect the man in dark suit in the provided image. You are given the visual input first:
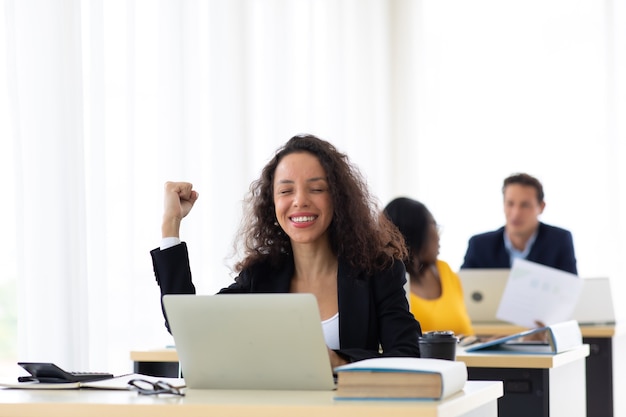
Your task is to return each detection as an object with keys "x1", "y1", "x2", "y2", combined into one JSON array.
[{"x1": 461, "y1": 173, "x2": 577, "y2": 275}]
